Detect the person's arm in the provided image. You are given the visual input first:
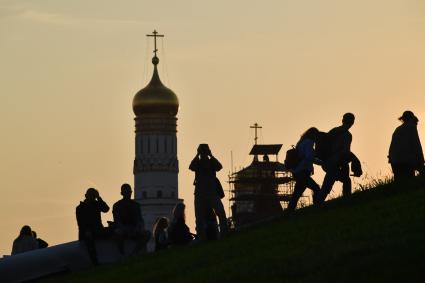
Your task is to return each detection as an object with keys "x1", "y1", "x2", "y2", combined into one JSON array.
[
  {"x1": 412, "y1": 126, "x2": 425, "y2": 165},
  {"x1": 112, "y1": 203, "x2": 120, "y2": 225},
  {"x1": 96, "y1": 197, "x2": 110, "y2": 213},
  {"x1": 11, "y1": 240, "x2": 17, "y2": 255},
  {"x1": 189, "y1": 155, "x2": 199, "y2": 171},
  {"x1": 136, "y1": 204, "x2": 145, "y2": 230},
  {"x1": 76, "y1": 205, "x2": 87, "y2": 229},
  {"x1": 210, "y1": 155, "x2": 223, "y2": 172}
]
